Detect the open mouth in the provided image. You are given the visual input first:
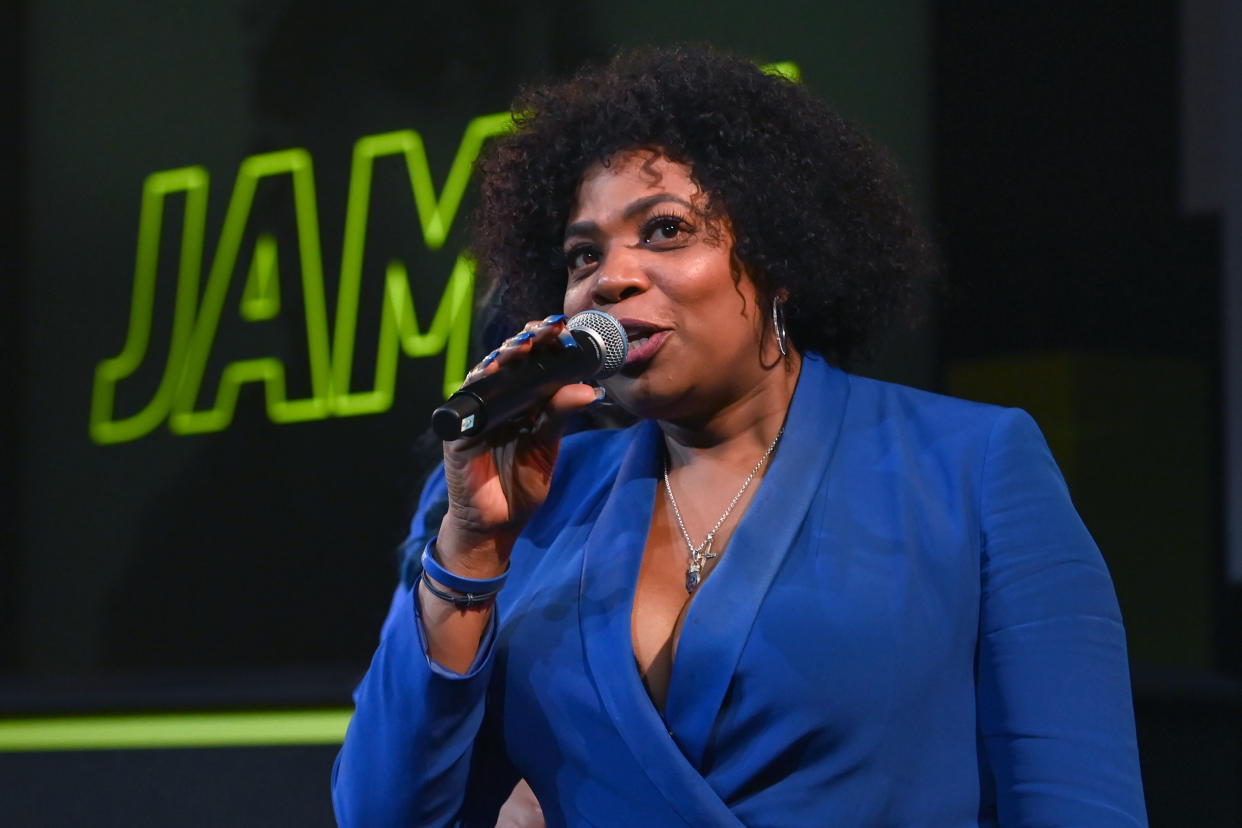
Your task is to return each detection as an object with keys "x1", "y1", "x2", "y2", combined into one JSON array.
[
  {"x1": 618, "y1": 321, "x2": 669, "y2": 367},
  {"x1": 626, "y1": 330, "x2": 657, "y2": 350},
  {"x1": 621, "y1": 321, "x2": 661, "y2": 346}
]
